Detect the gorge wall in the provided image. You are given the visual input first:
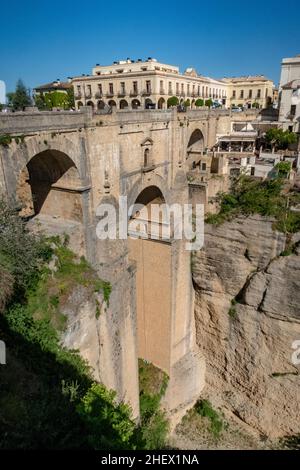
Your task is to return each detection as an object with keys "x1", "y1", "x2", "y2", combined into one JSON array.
[{"x1": 192, "y1": 215, "x2": 300, "y2": 439}]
